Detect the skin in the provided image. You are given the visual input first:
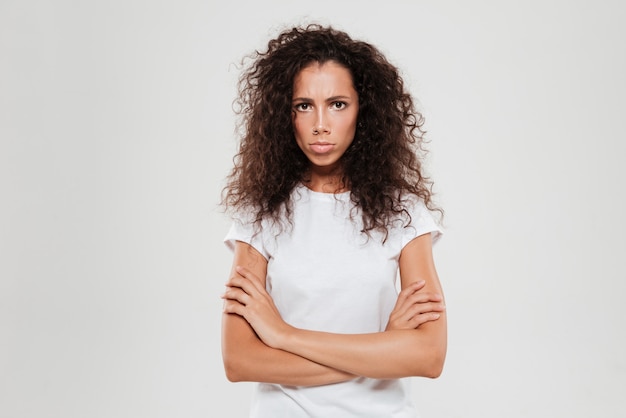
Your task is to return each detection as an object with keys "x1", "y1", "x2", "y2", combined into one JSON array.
[
  {"x1": 291, "y1": 61, "x2": 359, "y2": 192},
  {"x1": 221, "y1": 60, "x2": 447, "y2": 385}
]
